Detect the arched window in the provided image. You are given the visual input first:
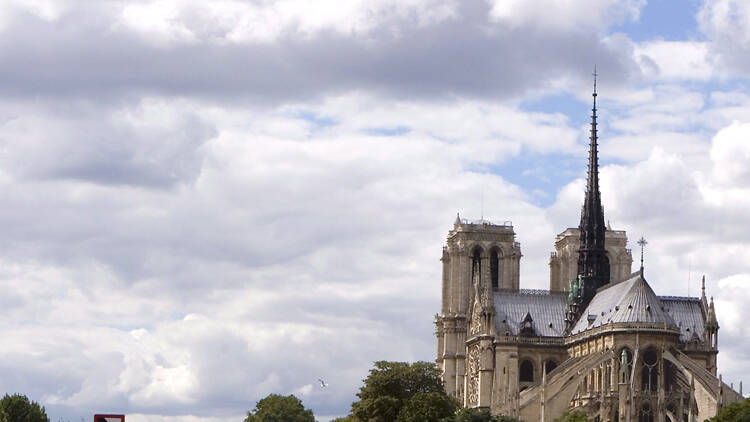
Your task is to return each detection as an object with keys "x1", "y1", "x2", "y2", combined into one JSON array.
[
  {"x1": 641, "y1": 348, "x2": 658, "y2": 392},
  {"x1": 472, "y1": 248, "x2": 481, "y2": 276},
  {"x1": 619, "y1": 348, "x2": 633, "y2": 383},
  {"x1": 490, "y1": 249, "x2": 499, "y2": 288},
  {"x1": 520, "y1": 360, "x2": 534, "y2": 383},
  {"x1": 545, "y1": 360, "x2": 558, "y2": 375},
  {"x1": 639, "y1": 404, "x2": 654, "y2": 422}
]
